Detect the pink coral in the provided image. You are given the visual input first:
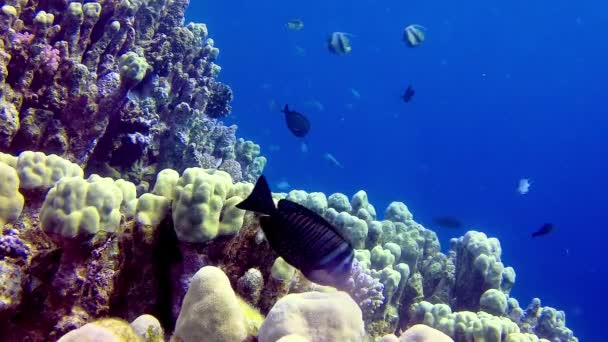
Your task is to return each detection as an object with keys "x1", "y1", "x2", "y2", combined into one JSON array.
[
  {"x1": 12, "y1": 32, "x2": 34, "y2": 45},
  {"x1": 40, "y1": 44, "x2": 60, "y2": 73}
]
